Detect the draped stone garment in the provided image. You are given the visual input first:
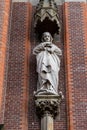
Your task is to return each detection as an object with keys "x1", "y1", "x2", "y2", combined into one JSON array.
[{"x1": 33, "y1": 42, "x2": 62, "y2": 95}]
